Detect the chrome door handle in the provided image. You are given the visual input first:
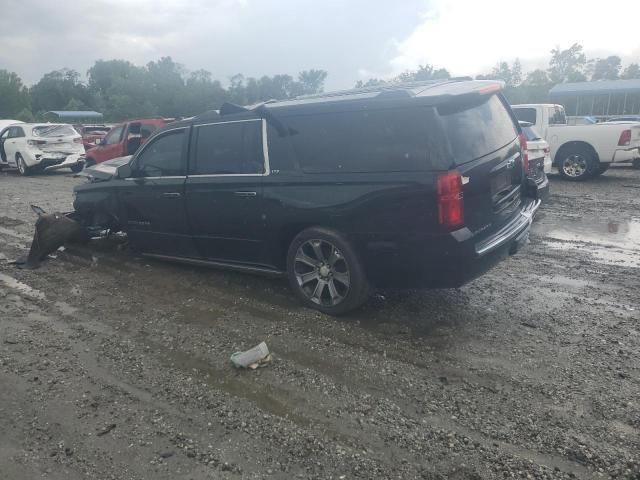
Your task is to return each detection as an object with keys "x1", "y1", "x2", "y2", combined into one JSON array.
[
  {"x1": 161, "y1": 192, "x2": 182, "y2": 198},
  {"x1": 234, "y1": 191, "x2": 257, "y2": 197}
]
